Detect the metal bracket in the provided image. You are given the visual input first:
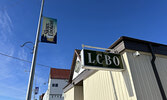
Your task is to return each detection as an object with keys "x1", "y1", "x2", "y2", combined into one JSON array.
[
  {"x1": 82, "y1": 44, "x2": 118, "y2": 53},
  {"x1": 21, "y1": 41, "x2": 34, "y2": 54}
]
